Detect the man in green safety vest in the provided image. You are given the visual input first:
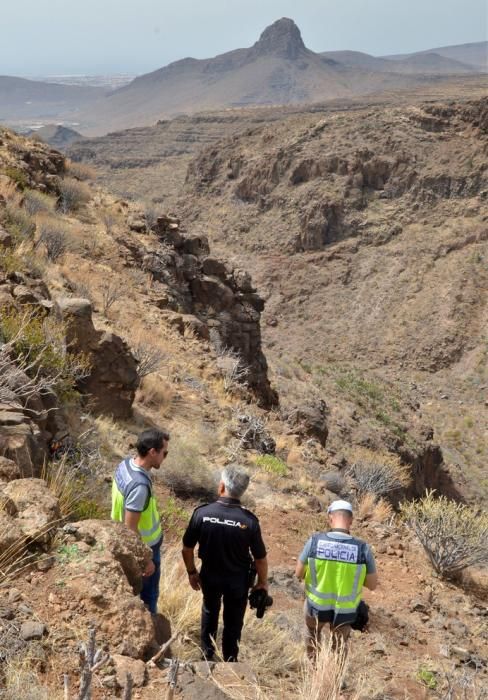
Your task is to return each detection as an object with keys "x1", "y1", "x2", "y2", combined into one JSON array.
[
  {"x1": 111, "y1": 428, "x2": 169, "y2": 614},
  {"x1": 295, "y1": 499, "x2": 378, "y2": 658}
]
